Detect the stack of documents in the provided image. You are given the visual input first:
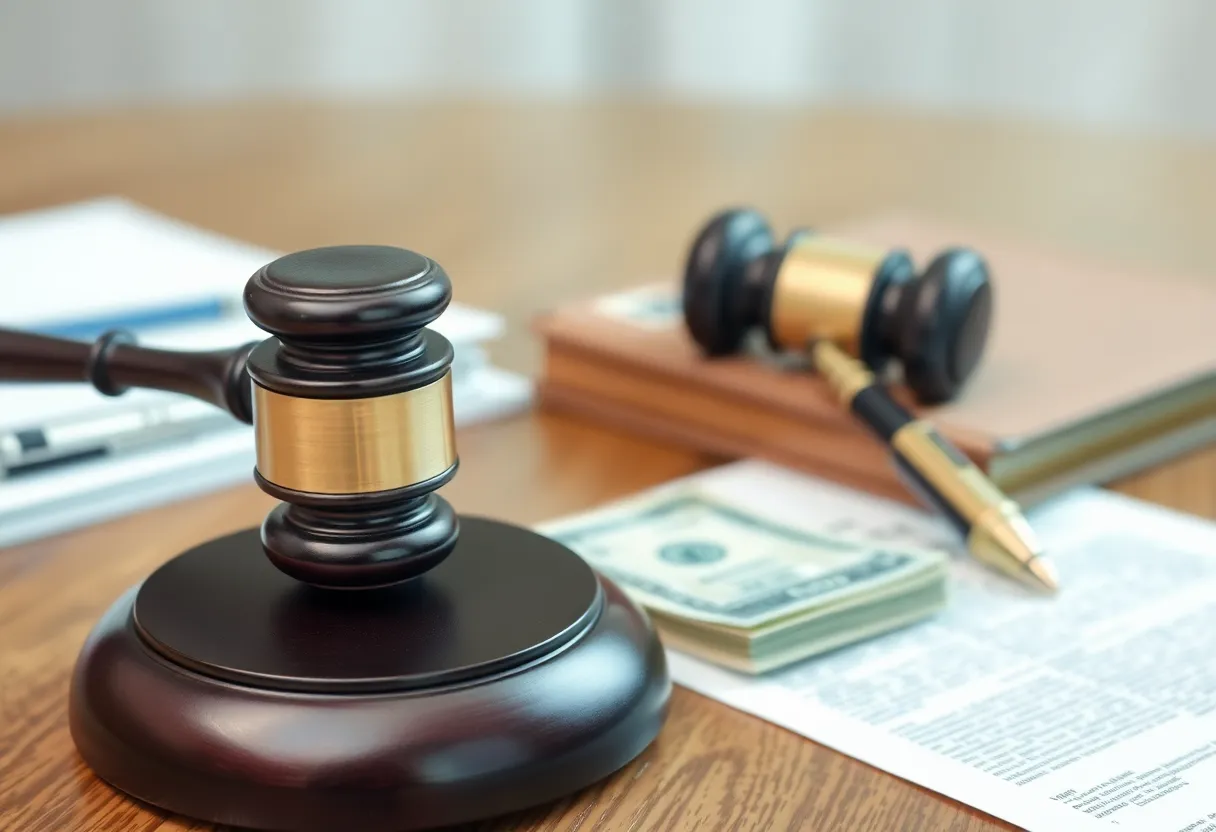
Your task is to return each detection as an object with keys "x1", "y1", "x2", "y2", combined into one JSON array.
[
  {"x1": 571, "y1": 459, "x2": 1216, "y2": 832},
  {"x1": 0, "y1": 198, "x2": 532, "y2": 547},
  {"x1": 539, "y1": 478, "x2": 948, "y2": 673}
]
